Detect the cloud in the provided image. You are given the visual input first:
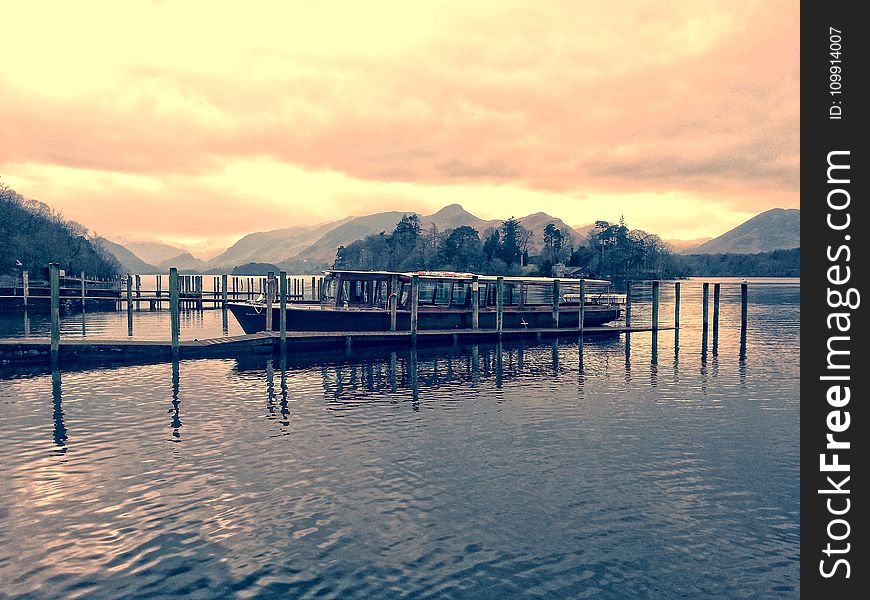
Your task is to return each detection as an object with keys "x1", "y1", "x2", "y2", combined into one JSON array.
[{"x1": 0, "y1": 0, "x2": 798, "y2": 244}]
